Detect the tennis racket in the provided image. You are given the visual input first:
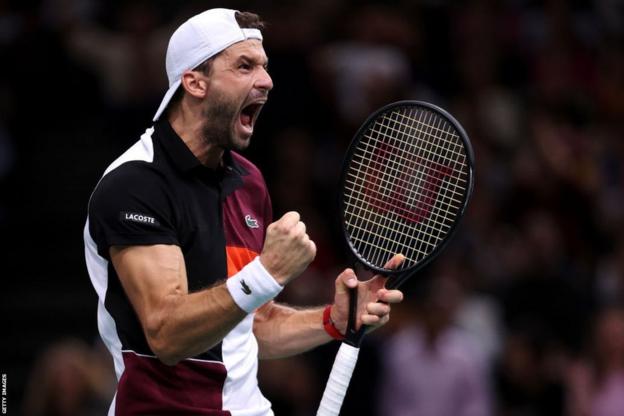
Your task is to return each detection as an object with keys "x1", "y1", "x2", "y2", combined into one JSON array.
[{"x1": 316, "y1": 100, "x2": 475, "y2": 416}]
